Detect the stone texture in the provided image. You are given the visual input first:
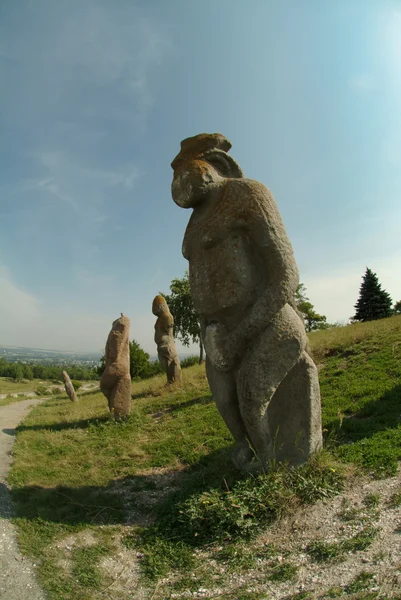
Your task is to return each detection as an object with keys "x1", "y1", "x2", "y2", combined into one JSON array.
[
  {"x1": 171, "y1": 133, "x2": 323, "y2": 471},
  {"x1": 152, "y1": 295, "x2": 182, "y2": 384},
  {"x1": 100, "y1": 314, "x2": 131, "y2": 419},
  {"x1": 62, "y1": 370, "x2": 78, "y2": 403}
]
